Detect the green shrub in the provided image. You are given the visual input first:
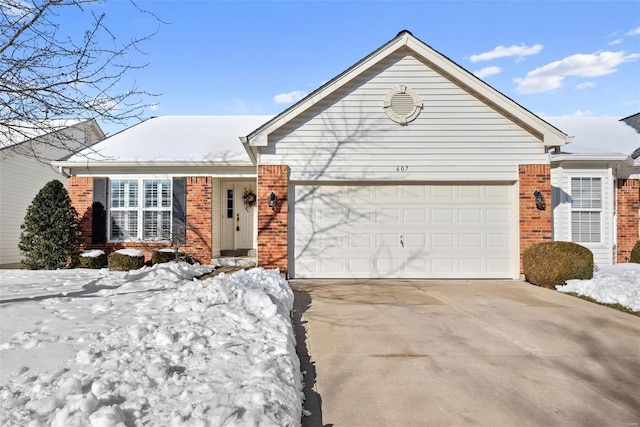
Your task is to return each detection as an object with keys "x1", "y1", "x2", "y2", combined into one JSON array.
[
  {"x1": 78, "y1": 250, "x2": 107, "y2": 269},
  {"x1": 19, "y1": 180, "x2": 82, "y2": 269},
  {"x1": 151, "y1": 249, "x2": 186, "y2": 265},
  {"x1": 523, "y1": 241, "x2": 593, "y2": 288},
  {"x1": 108, "y1": 250, "x2": 145, "y2": 271},
  {"x1": 630, "y1": 241, "x2": 640, "y2": 264}
]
